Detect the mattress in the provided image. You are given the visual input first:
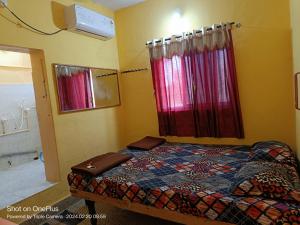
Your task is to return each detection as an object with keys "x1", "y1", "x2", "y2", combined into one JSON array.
[{"x1": 68, "y1": 142, "x2": 300, "y2": 225}]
